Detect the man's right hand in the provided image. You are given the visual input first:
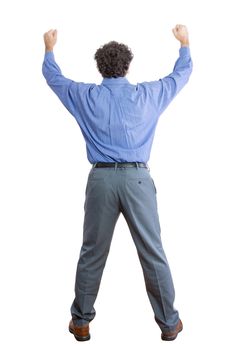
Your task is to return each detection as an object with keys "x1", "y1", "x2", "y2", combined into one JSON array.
[{"x1": 172, "y1": 24, "x2": 189, "y2": 47}]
